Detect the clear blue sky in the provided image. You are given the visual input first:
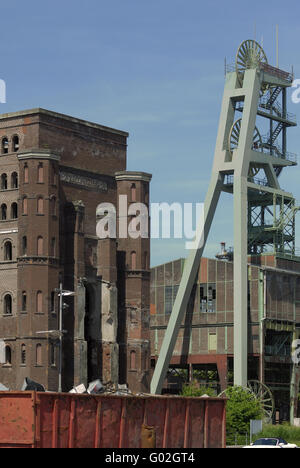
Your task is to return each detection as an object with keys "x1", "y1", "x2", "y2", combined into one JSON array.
[{"x1": 1, "y1": 0, "x2": 300, "y2": 266}]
